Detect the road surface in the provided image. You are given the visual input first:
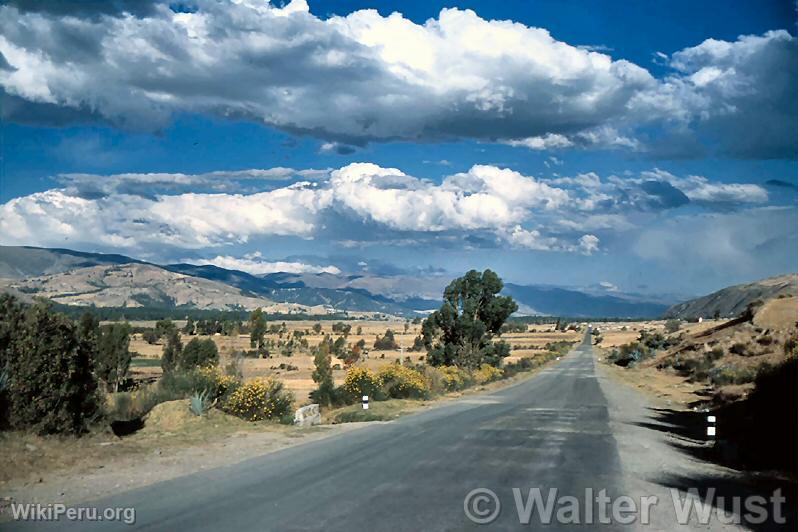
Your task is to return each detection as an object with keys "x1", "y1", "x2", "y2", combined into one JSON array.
[{"x1": 14, "y1": 332, "x2": 791, "y2": 531}]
